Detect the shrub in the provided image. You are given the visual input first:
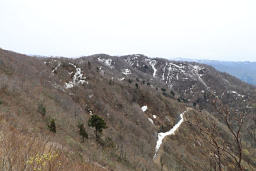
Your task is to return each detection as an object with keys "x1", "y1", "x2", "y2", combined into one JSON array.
[
  {"x1": 170, "y1": 90, "x2": 175, "y2": 97},
  {"x1": 38, "y1": 103, "x2": 46, "y2": 117},
  {"x1": 162, "y1": 92, "x2": 168, "y2": 97},
  {"x1": 135, "y1": 83, "x2": 139, "y2": 89},
  {"x1": 88, "y1": 115, "x2": 107, "y2": 139},
  {"x1": 77, "y1": 123, "x2": 88, "y2": 142},
  {"x1": 0, "y1": 100, "x2": 2, "y2": 105},
  {"x1": 48, "y1": 118, "x2": 56, "y2": 133},
  {"x1": 26, "y1": 152, "x2": 61, "y2": 170},
  {"x1": 104, "y1": 137, "x2": 115, "y2": 148},
  {"x1": 88, "y1": 61, "x2": 91, "y2": 69},
  {"x1": 128, "y1": 79, "x2": 133, "y2": 84}
]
